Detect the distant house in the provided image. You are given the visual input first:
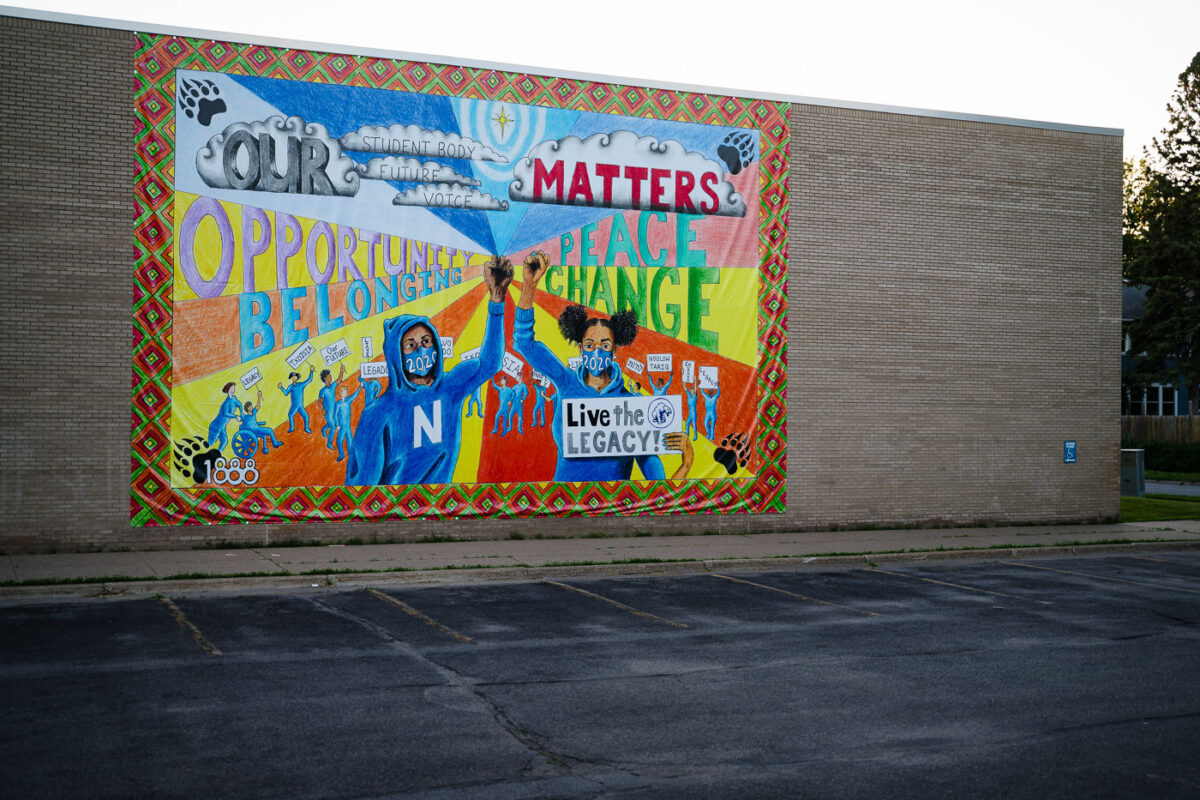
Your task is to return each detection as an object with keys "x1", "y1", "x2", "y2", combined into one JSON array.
[{"x1": 1123, "y1": 282, "x2": 1190, "y2": 415}]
